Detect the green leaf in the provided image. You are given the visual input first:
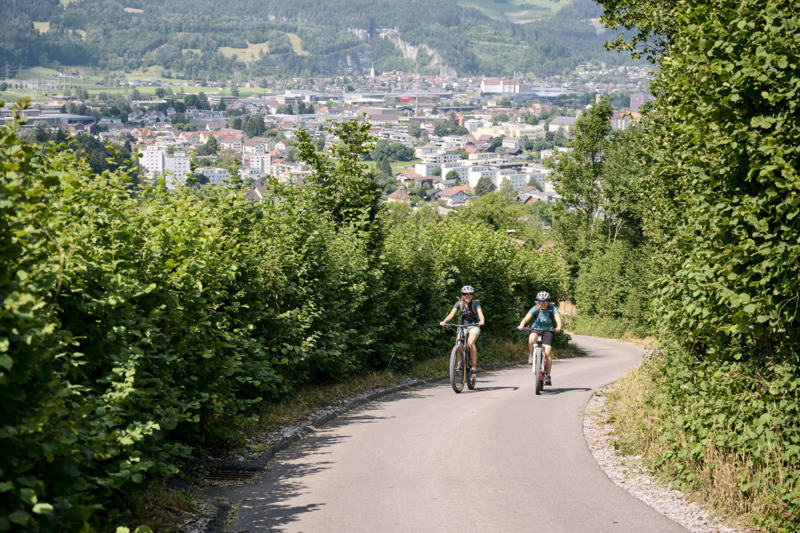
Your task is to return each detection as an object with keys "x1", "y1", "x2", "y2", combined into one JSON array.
[
  {"x1": 19, "y1": 488, "x2": 36, "y2": 505},
  {"x1": 32, "y1": 503, "x2": 54, "y2": 515},
  {"x1": 8, "y1": 511, "x2": 30, "y2": 525}
]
